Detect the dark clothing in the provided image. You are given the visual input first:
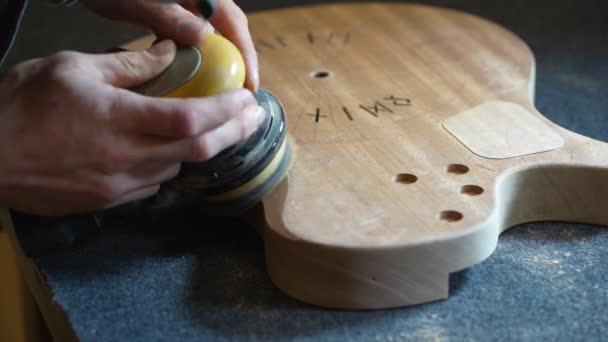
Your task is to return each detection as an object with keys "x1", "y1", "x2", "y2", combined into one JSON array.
[
  {"x1": 0, "y1": 0, "x2": 29, "y2": 66},
  {"x1": 0, "y1": 0, "x2": 75, "y2": 67}
]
